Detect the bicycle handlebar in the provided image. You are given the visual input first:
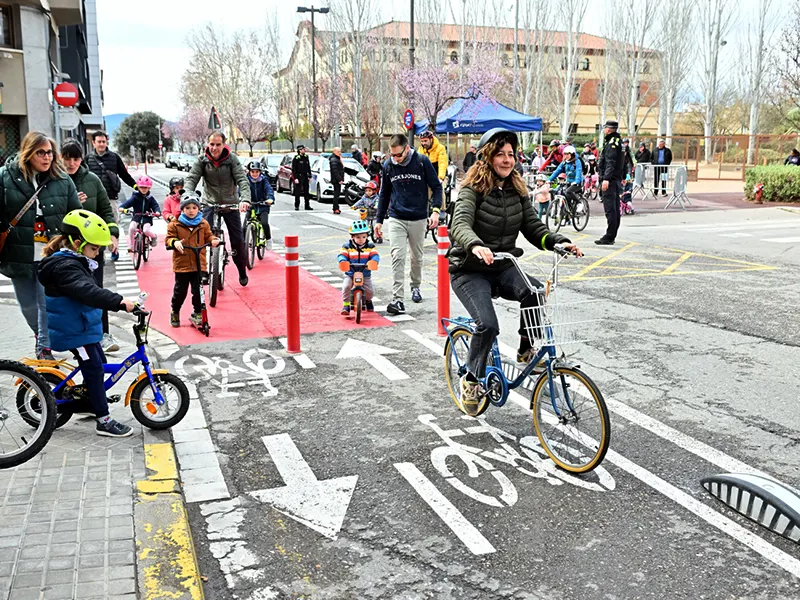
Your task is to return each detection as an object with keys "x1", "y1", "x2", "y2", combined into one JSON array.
[
  {"x1": 121, "y1": 210, "x2": 161, "y2": 217},
  {"x1": 494, "y1": 244, "x2": 573, "y2": 292}
]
